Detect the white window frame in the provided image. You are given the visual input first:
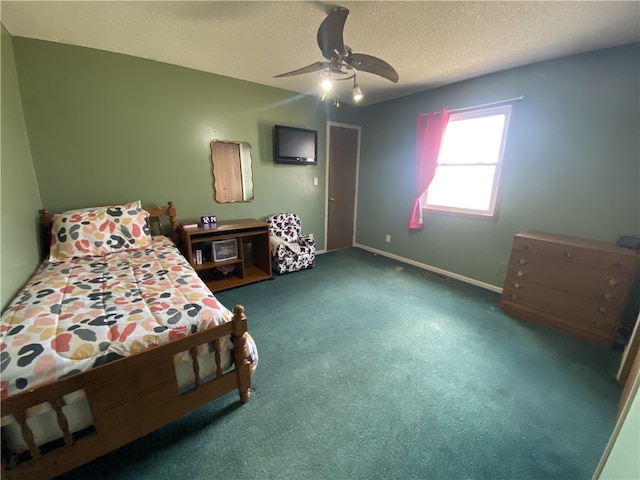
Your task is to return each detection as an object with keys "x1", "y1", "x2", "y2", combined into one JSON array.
[{"x1": 422, "y1": 104, "x2": 512, "y2": 219}]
